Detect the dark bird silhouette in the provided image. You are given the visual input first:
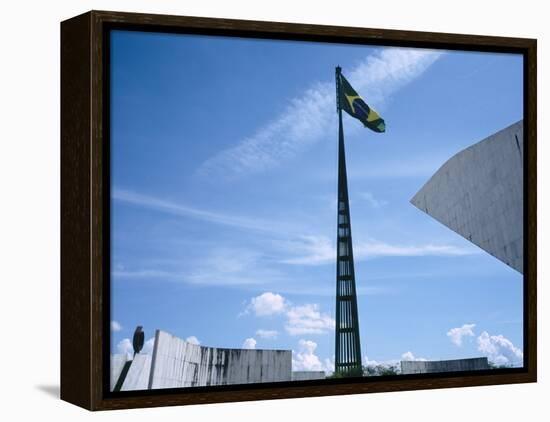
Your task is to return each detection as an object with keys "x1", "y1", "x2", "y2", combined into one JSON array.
[{"x1": 132, "y1": 326, "x2": 144, "y2": 357}]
